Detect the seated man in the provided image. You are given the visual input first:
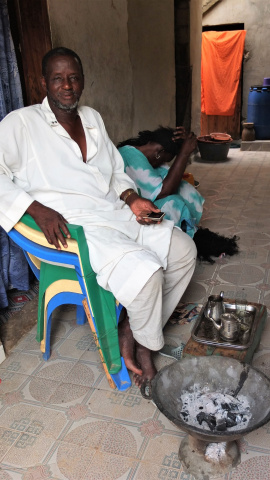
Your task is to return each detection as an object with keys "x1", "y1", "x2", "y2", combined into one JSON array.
[{"x1": 0, "y1": 47, "x2": 197, "y2": 395}]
